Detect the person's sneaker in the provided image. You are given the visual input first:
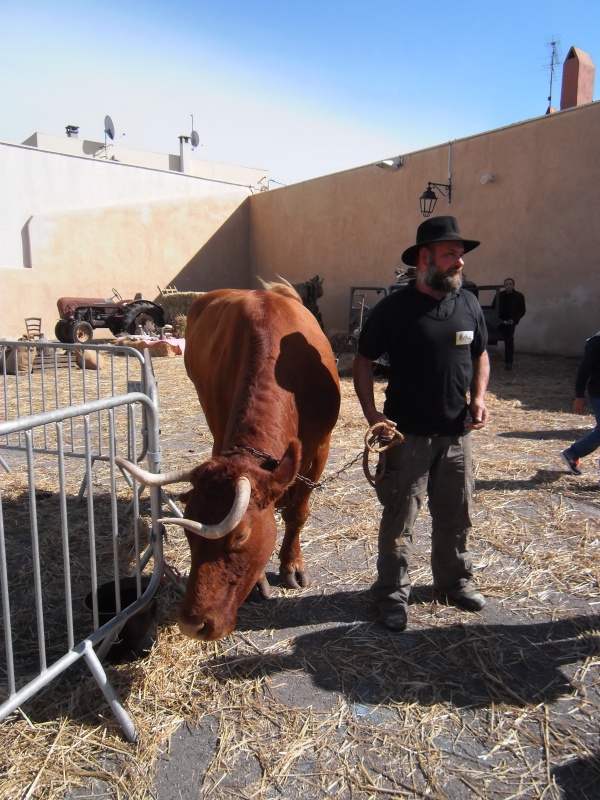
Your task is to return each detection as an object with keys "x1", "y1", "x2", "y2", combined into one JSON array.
[
  {"x1": 378, "y1": 603, "x2": 408, "y2": 632},
  {"x1": 560, "y1": 450, "x2": 582, "y2": 476},
  {"x1": 435, "y1": 590, "x2": 486, "y2": 612}
]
